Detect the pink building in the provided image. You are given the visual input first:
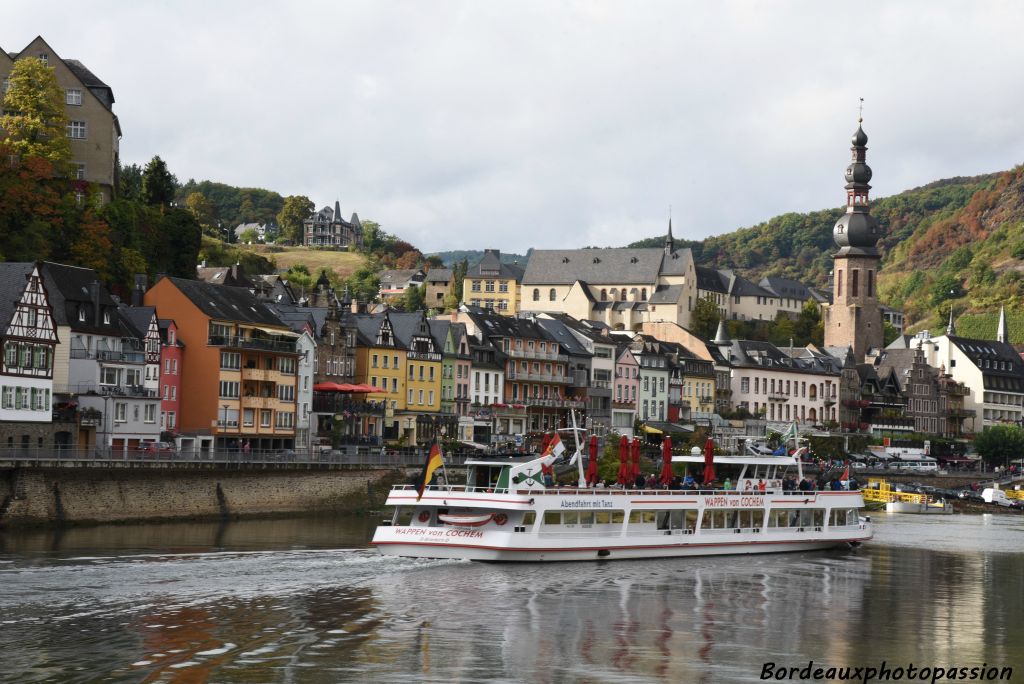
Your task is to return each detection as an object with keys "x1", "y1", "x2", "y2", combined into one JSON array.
[
  {"x1": 613, "y1": 345, "x2": 640, "y2": 437},
  {"x1": 158, "y1": 319, "x2": 183, "y2": 433}
]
